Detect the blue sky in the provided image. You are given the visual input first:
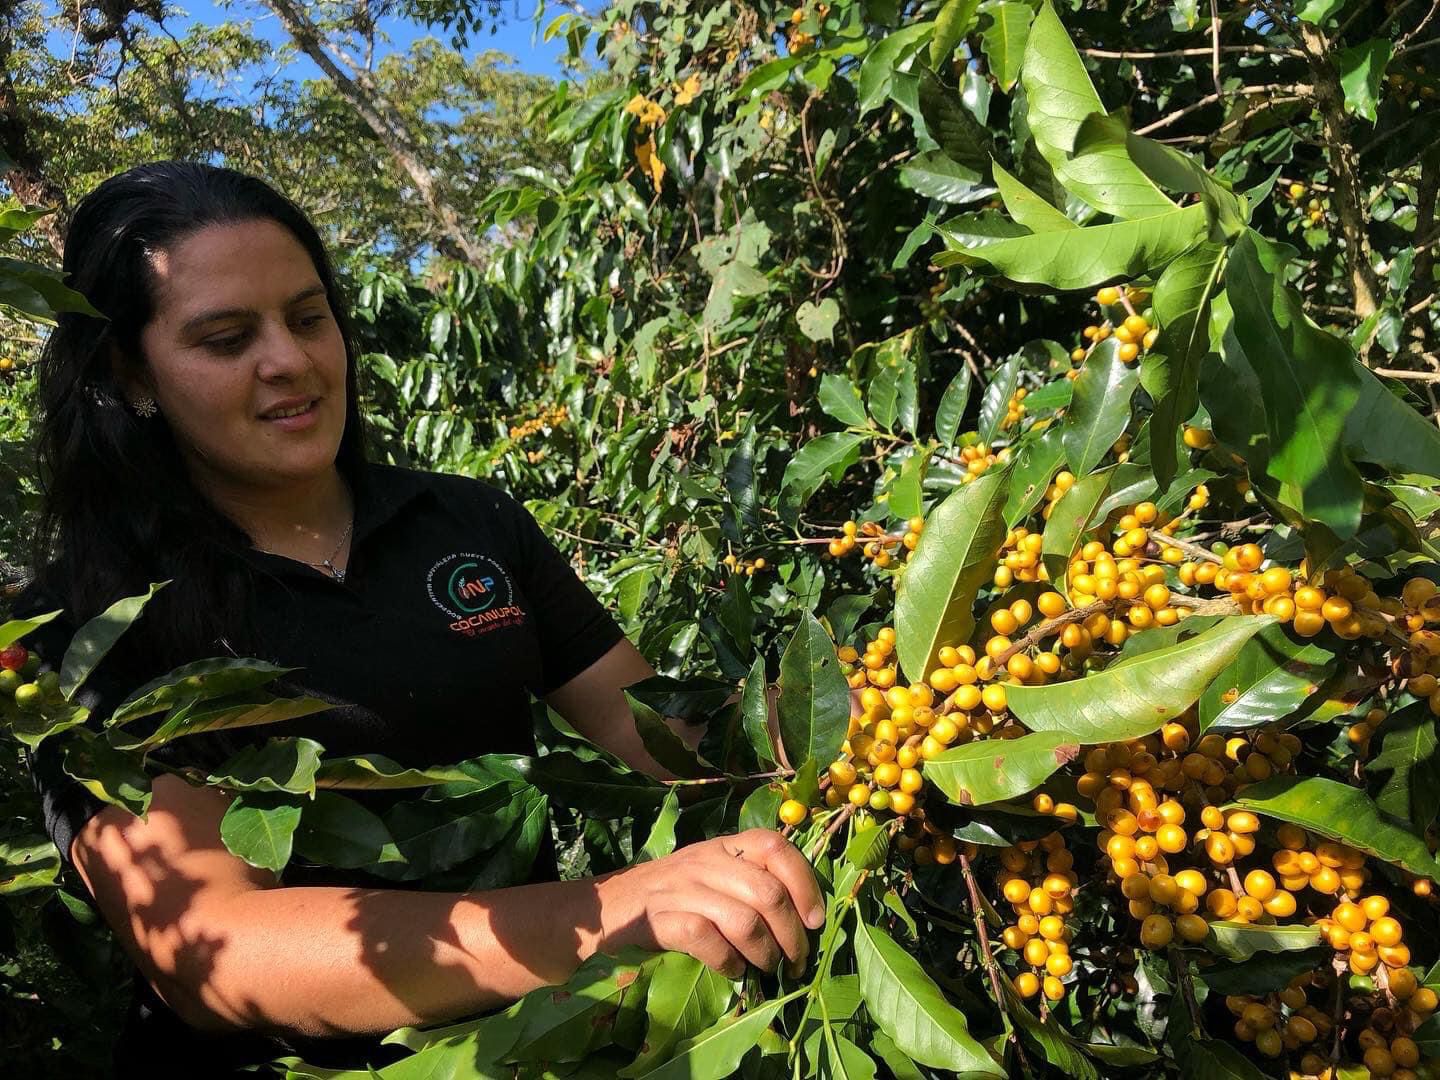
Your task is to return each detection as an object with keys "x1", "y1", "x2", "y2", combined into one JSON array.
[{"x1": 168, "y1": 0, "x2": 574, "y2": 81}]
